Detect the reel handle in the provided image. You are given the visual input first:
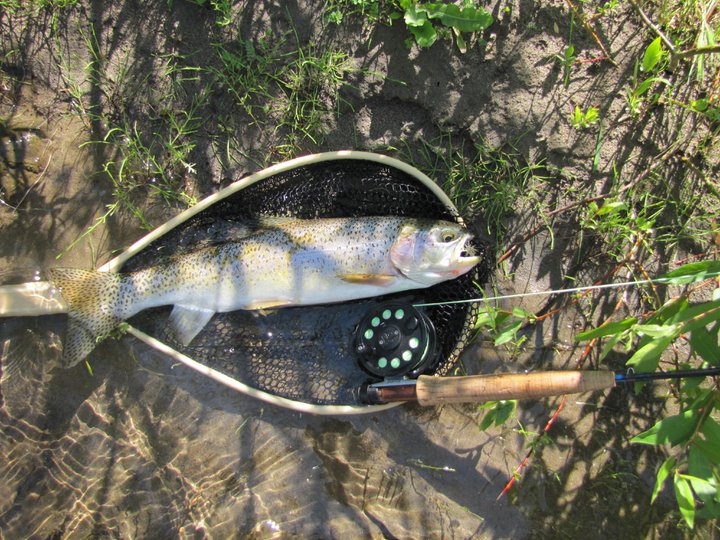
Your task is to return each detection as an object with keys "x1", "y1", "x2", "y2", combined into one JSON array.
[{"x1": 415, "y1": 371, "x2": 617, "y2": 405}]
